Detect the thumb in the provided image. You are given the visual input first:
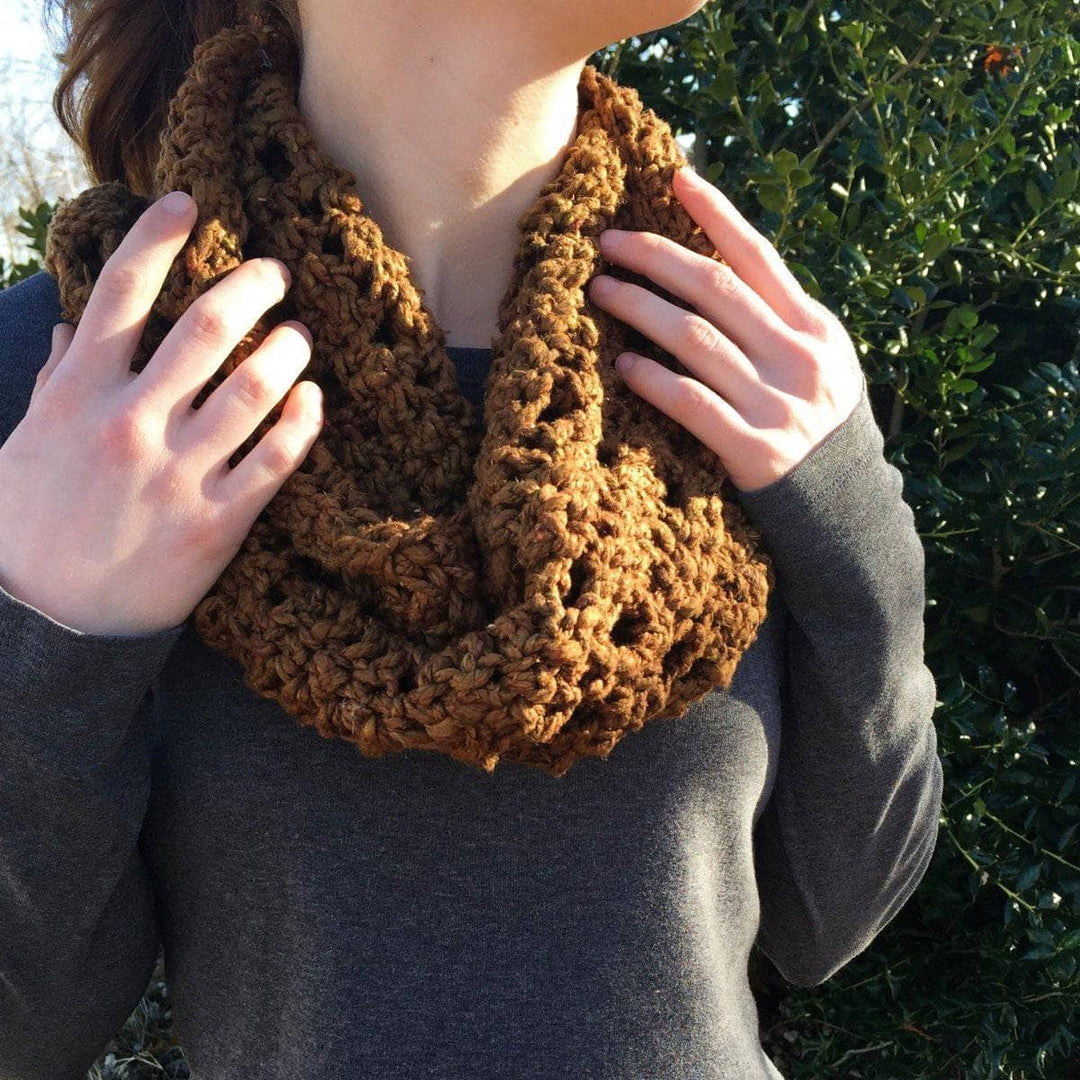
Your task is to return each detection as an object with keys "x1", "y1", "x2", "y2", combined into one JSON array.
[{"x1": 31, "y1": 322, "x2": 76, "y2": 398}]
